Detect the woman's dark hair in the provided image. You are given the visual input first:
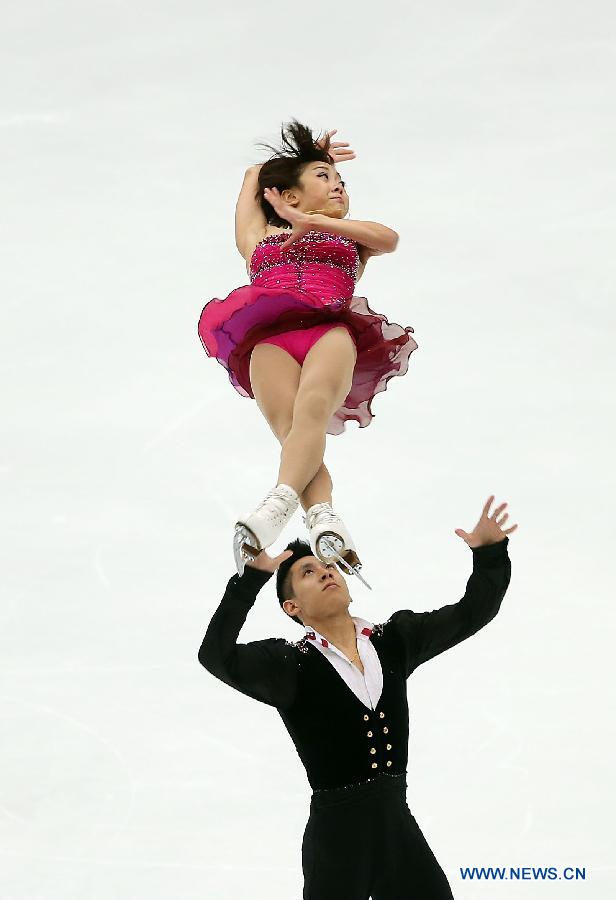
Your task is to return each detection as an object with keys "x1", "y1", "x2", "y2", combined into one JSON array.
[
  {"x1": 276, "y1": 537, "x2": 315, "y2": 627},
  {"x1": 253, "y1": 119, "x2": 334, "y2": 228}
]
